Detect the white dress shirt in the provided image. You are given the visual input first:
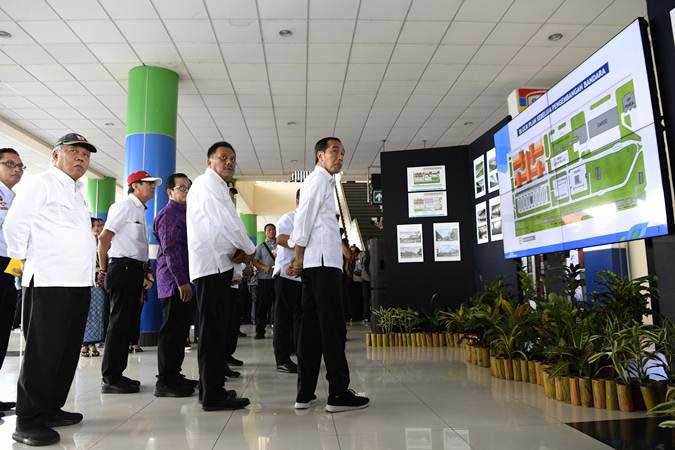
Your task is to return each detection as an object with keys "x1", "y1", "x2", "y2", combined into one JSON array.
[
  {"x1": 231, "y1": 262, "x2": 245, "y2": 288},
  {"x1": 104, "y1": 194, "x2": 149, "y2": 262},
  {"x1": 0, "y1": 180, "x2": 16, "y2": 258},
  {"x1": 4, "y1": 166, "x2": 96, "y2": 287},
  {"x1": 273, "y1": 210, "x2": 300, "y2": 281},
  {"x1": 186, "y1": 168, "x2": 256, "y2": 281},
  {"x1": 292, "y1": 165, "x2": 342, "y2": 270}
]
